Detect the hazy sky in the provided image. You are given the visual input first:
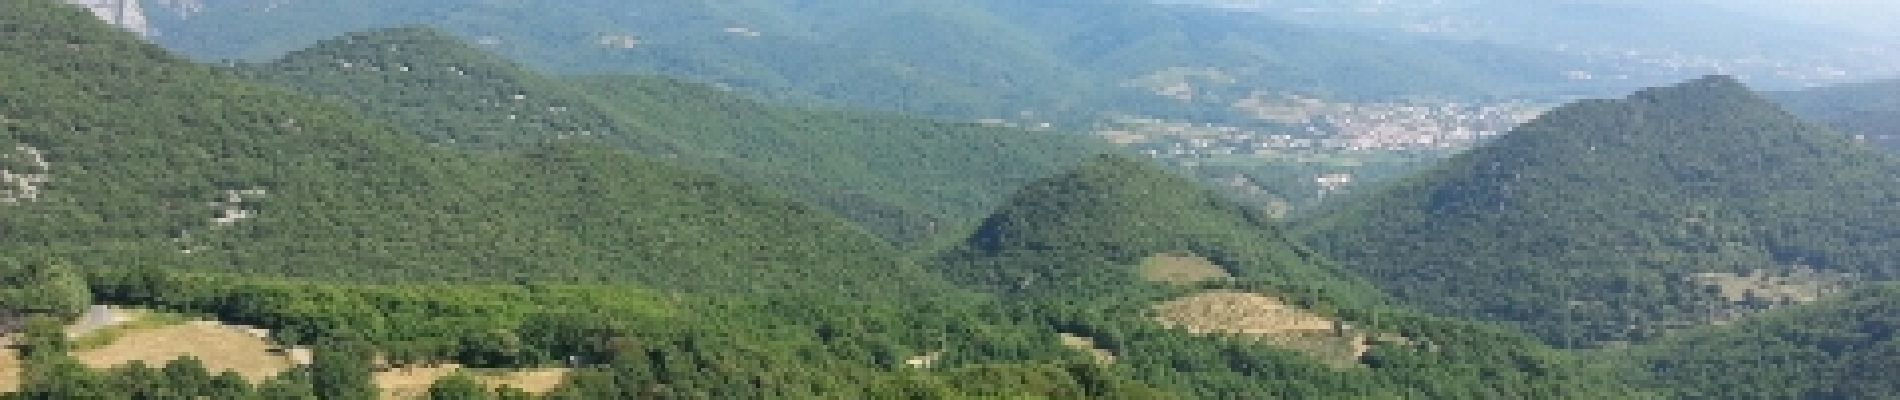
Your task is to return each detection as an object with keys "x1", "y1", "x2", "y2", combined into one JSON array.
[{"x1": 1716, "y1": 0, "x2": 1900, "y2": 37}]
